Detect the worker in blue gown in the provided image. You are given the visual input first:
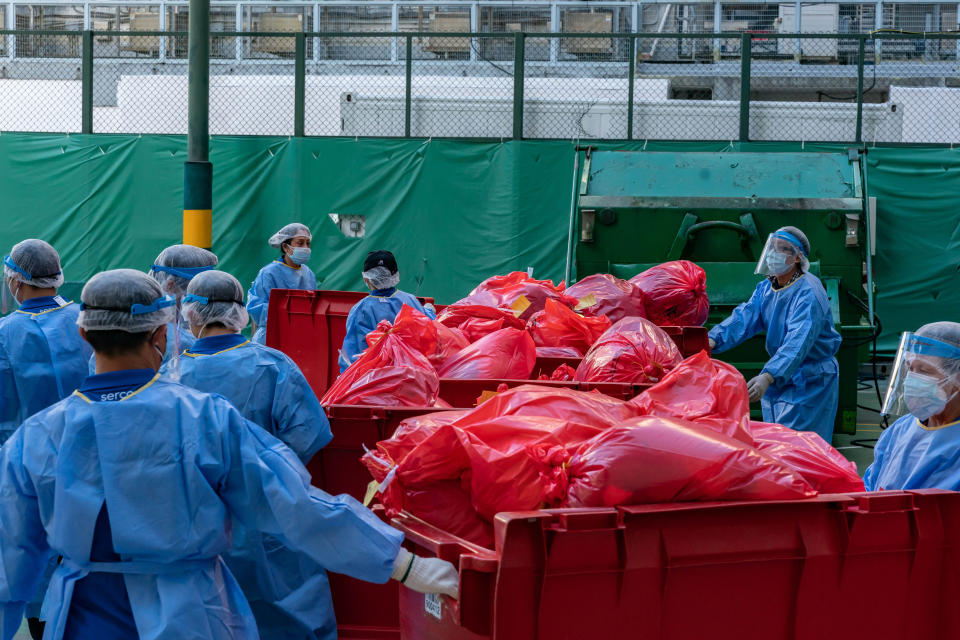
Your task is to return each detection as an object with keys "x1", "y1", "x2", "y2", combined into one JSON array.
[
  {"x1": 0, "y1": 268, "x2": 458, "y2": 640},
  {"x1": 0, "y1": 239, "x2": 91, "y2": 444},
  {"x1": 169, "y1": 269, "x2": 336, "y2": 640},
  {"x1": 339, "y1": 250, "x2": 436, "y2": 372},
  {"x1": 247, "y1": 223, "x2": 316, "y2": 345},
  {"x1": 864, "y1": 322, "x2": 960, "y2": 491},
  {"x1": 0, "y1": 239, "x2": 93, "y2": 640},
  {"x1": 88, "y1": 243, "x2": 218, "y2": 374},
  {"x1": 708, "y1": 226, "x2": 842, "y2": 443}
]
